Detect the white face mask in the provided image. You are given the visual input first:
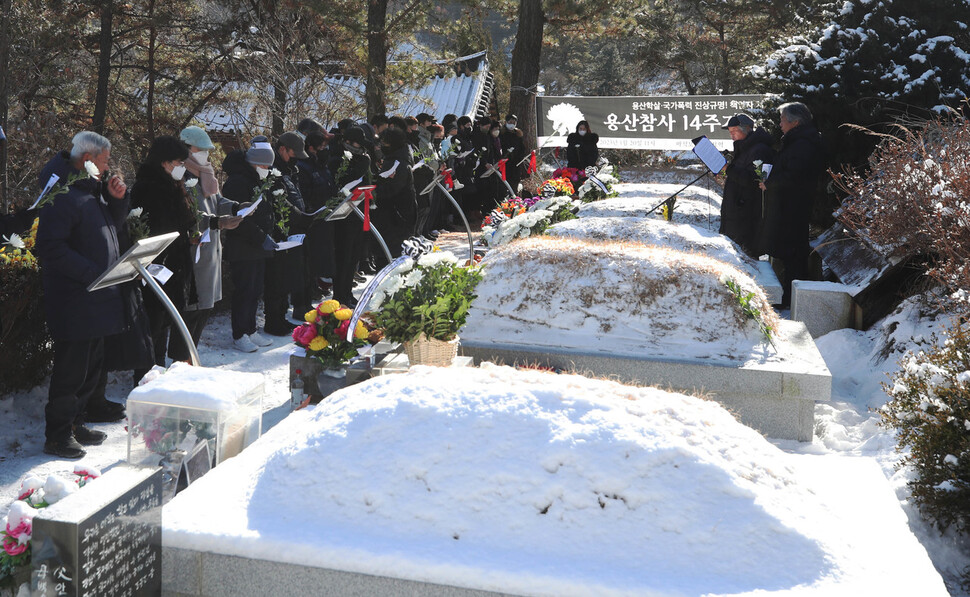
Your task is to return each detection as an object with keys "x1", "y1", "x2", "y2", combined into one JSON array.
[
  {"x1": 170, "y1": 165, "x2": 186, "y2": 180},
  {"x1": 491, "y1": 130, "x2": 500, "y2": 137},
  {"x1": 256, "y1": 166, "x2": 269, "y2": 180},
  {"x1": 578, "y1": 129, "x2": 587, "y2": 136},
  {"x1": 192, "y1": 150, "x2": 209, "y2": 164},
  {"x1": 506, "y1": 123, "x2": 515, "y2": 130}
]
